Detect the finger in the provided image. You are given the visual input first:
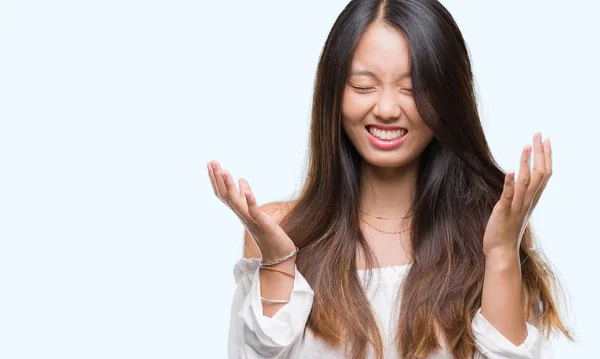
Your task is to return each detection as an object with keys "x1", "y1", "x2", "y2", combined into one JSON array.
[
  {"x1": 245, "y1": 185, "x2": 274, "y2": 230},
  {"x1": 512, "y1": 145, "x2": 532, "y2": 211},
  {"x1": 544, "y1": 138, "x2": 552, "y2": 174},
  {"x1": 531, "y1": 138, "x2": 553, "y2": 209},
  {"x1": 221, "y1": 171, "x2": 250, "y2": 223},
  {"x1": 239, "y1": 178, "x2": 249, "y2": 203},
  {"x1": 221, "y1": 170, "x2": 242, "y2": 208},
  {"x1": 212, "y1": 162, "x2": 228, "y2": 203},
  {"x1": 236, "y1": 178, "x2": 252, "y2": 217},
  {"x1": 524, "y1": 133, "x2": 546, "y2": 207},
  {"x1": 497, "y1": 171, "x2": 516, "y2": 210},
  {"x1": 223, "y1": 171, "x2": 259, "y2": 226},
  {"x1": 207, "y1": 161, "x2": 218, "y2": 197}
]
